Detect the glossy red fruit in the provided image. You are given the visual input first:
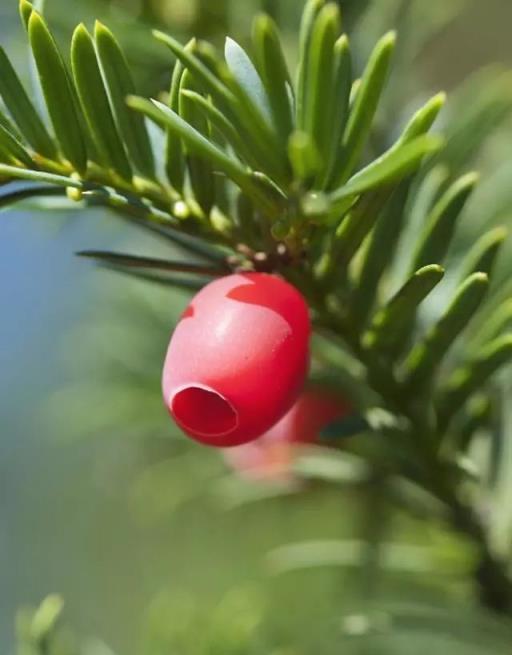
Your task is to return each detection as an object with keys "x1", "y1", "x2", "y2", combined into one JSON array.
[
  {"x1": 162, "y1": 272, "x2": 311, "y2": 446},
  {"x1": 223, "y1": 389, "x2": 351, "y2": 480}
]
